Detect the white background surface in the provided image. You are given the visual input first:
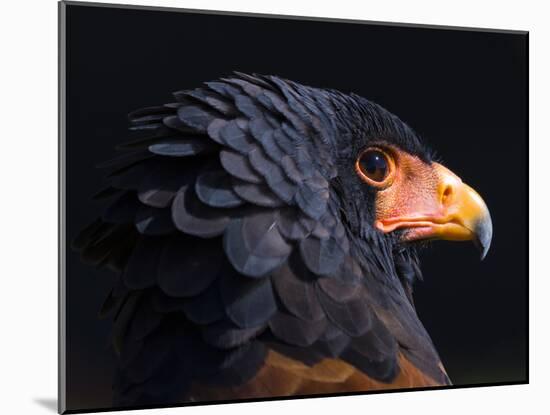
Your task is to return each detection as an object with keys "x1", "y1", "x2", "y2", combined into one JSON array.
[{"x1": 0, "y1": 0, "x2": 544, "y2": 413}]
